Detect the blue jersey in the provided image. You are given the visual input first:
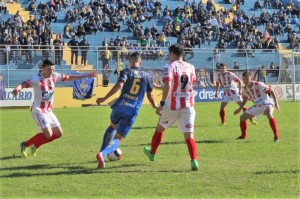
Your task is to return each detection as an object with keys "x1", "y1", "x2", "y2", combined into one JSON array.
[{"x1": 111, "y1": 67, "x2": 153, "y2": 116}]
